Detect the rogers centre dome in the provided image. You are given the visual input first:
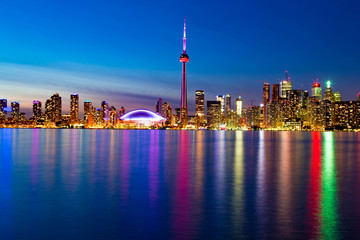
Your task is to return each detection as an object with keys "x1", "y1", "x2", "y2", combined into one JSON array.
[{"x1": 120, "y1": 109, "x2": 165, "y2": 122}]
